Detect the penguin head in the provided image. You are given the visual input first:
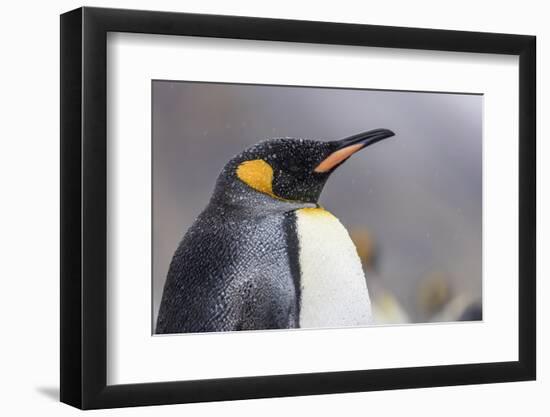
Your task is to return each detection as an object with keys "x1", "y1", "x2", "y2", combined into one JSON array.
[{"x1": 213, "y1": 128, "x2": 395, "y2": 207}]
